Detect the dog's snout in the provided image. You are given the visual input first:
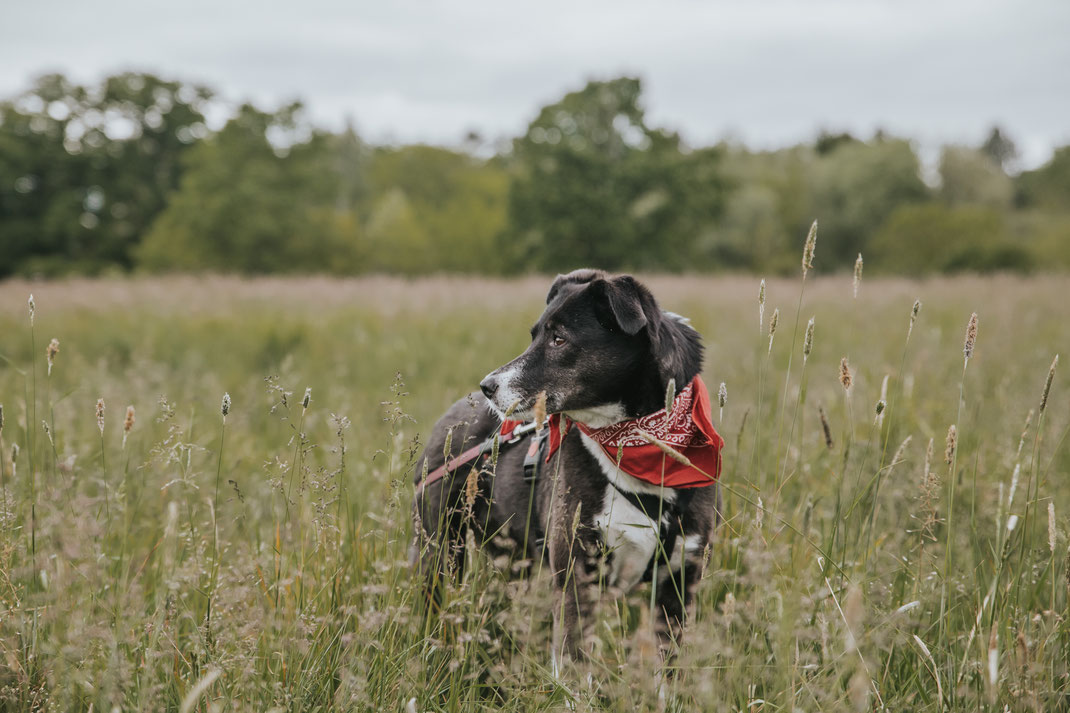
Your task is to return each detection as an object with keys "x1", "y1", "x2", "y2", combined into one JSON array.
[{"x1": 479, "y1": 376, "x2": 499, "y2": 399}]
